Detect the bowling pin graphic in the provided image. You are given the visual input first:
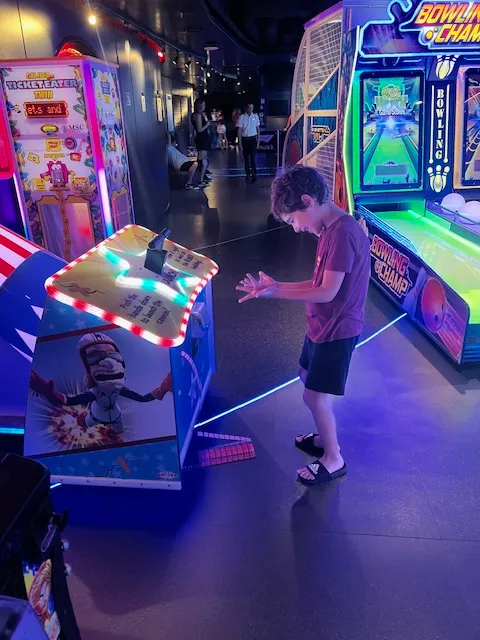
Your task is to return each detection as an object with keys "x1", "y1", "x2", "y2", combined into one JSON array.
[
  {"x1": 435, "y1": 55, "x2": 458, "y2": 80},
  {"x1": 403, "y1": 267, "x2": 427, "y2": 315},
  {"x1": 428, "y1": 165, "x2": 450, "y2": 193}
]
